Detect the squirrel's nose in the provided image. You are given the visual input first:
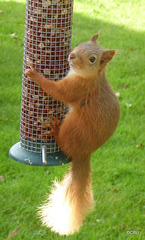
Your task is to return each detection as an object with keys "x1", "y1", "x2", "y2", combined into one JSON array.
[{"x1": 70, "y1": 53, "x2": 76, "y2": 60}]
